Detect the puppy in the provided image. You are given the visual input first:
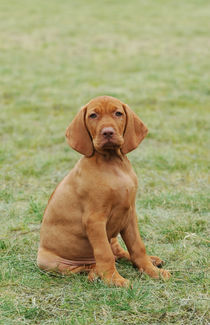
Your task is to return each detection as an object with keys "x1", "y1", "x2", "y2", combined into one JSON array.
[{"x1": 37, "y1": 96, "x2": 170, "y2": 286}]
